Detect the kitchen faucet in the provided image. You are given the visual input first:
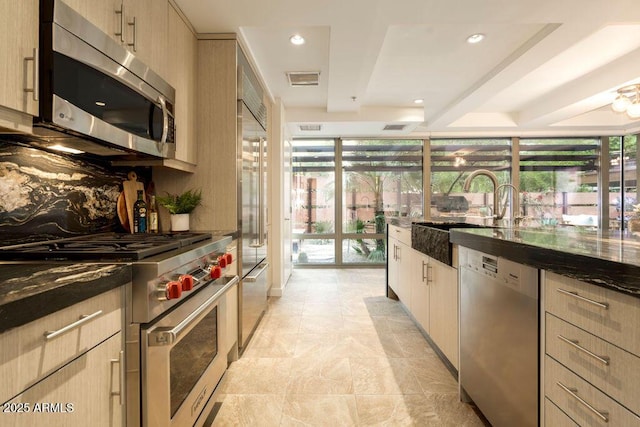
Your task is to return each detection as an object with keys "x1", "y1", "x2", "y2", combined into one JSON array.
[
  {"x1": 463, "y1": 169, "x2": 499, "y2": 225},
  {"x1": 495, "y1": 183, "x2": 522, "y2": 226}
]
